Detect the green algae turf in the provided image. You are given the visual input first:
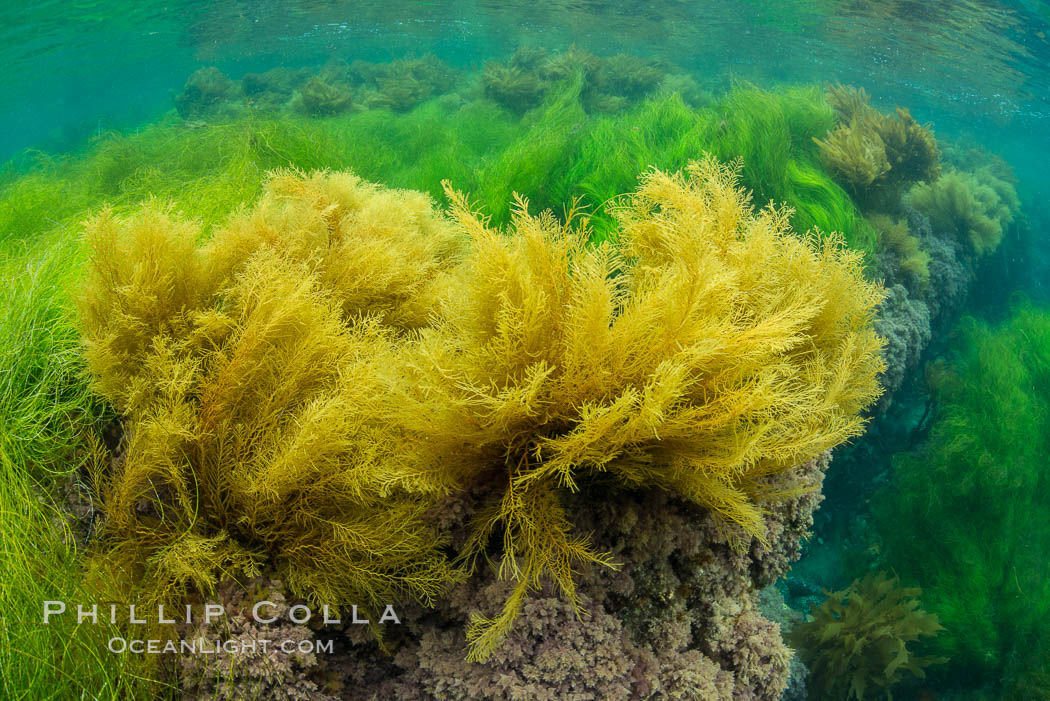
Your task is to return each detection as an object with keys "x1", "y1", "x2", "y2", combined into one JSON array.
[
  {"x1": 876, "y1": 302, "x2": 1050, "y2": 695},
  {"x1": 1, "y1": 81, "x2": 876, "y2": 252},
  {"x1": 0, "y1": 234, "x2": 167, "y2": 699}
]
